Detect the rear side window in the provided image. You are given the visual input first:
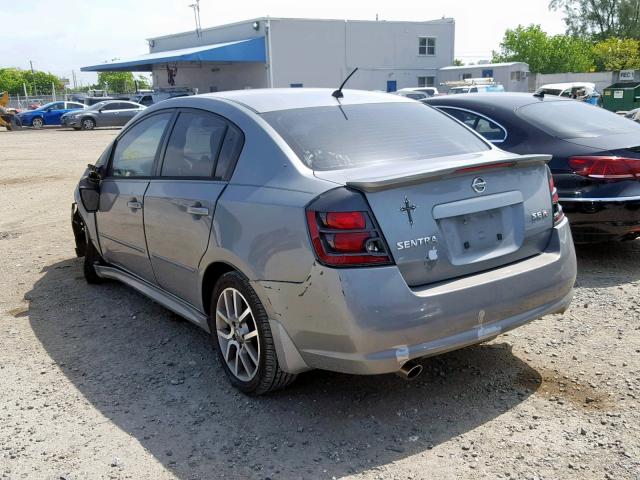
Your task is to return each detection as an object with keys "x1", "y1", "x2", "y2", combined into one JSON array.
[
  {"x1": 102, "y1": 103, "x2": 120, "y2": 111},
  {"x1": 111, "y1": 113, "x2": 171, "y2": 177},
  {"x1": 215, "y1": 124, "x2": 244, "y2": 180},
  {"x1": 262, "y1": 102, "x2": 489, "y2": 171},
  {"x1": 517, "y1": 100, "x2": 640, "y2": 139},
  {"x1": 440, "y1": 108, "x2": 507, "y2": 142},
  {"x1": 118, "y1": 102, "x2": 137, "y2": 110},
  {"x1": 161, "y1": 112, "x2": 227, "y2": 177}
]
